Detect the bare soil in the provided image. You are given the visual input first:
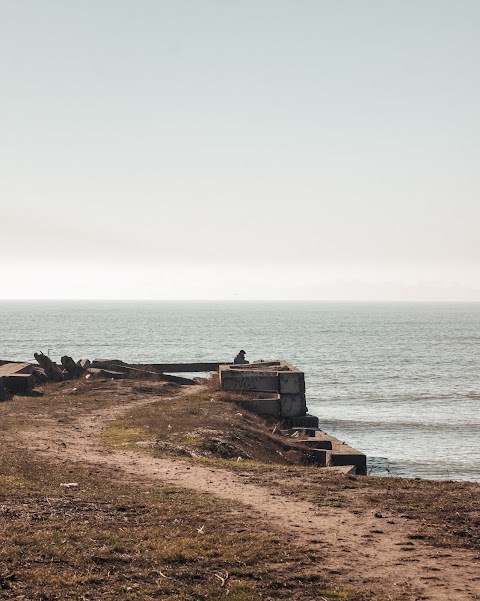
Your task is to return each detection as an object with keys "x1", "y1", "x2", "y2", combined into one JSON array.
[{"x1": 1, "y1": 378, "x2": 479, "y2": 600}]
